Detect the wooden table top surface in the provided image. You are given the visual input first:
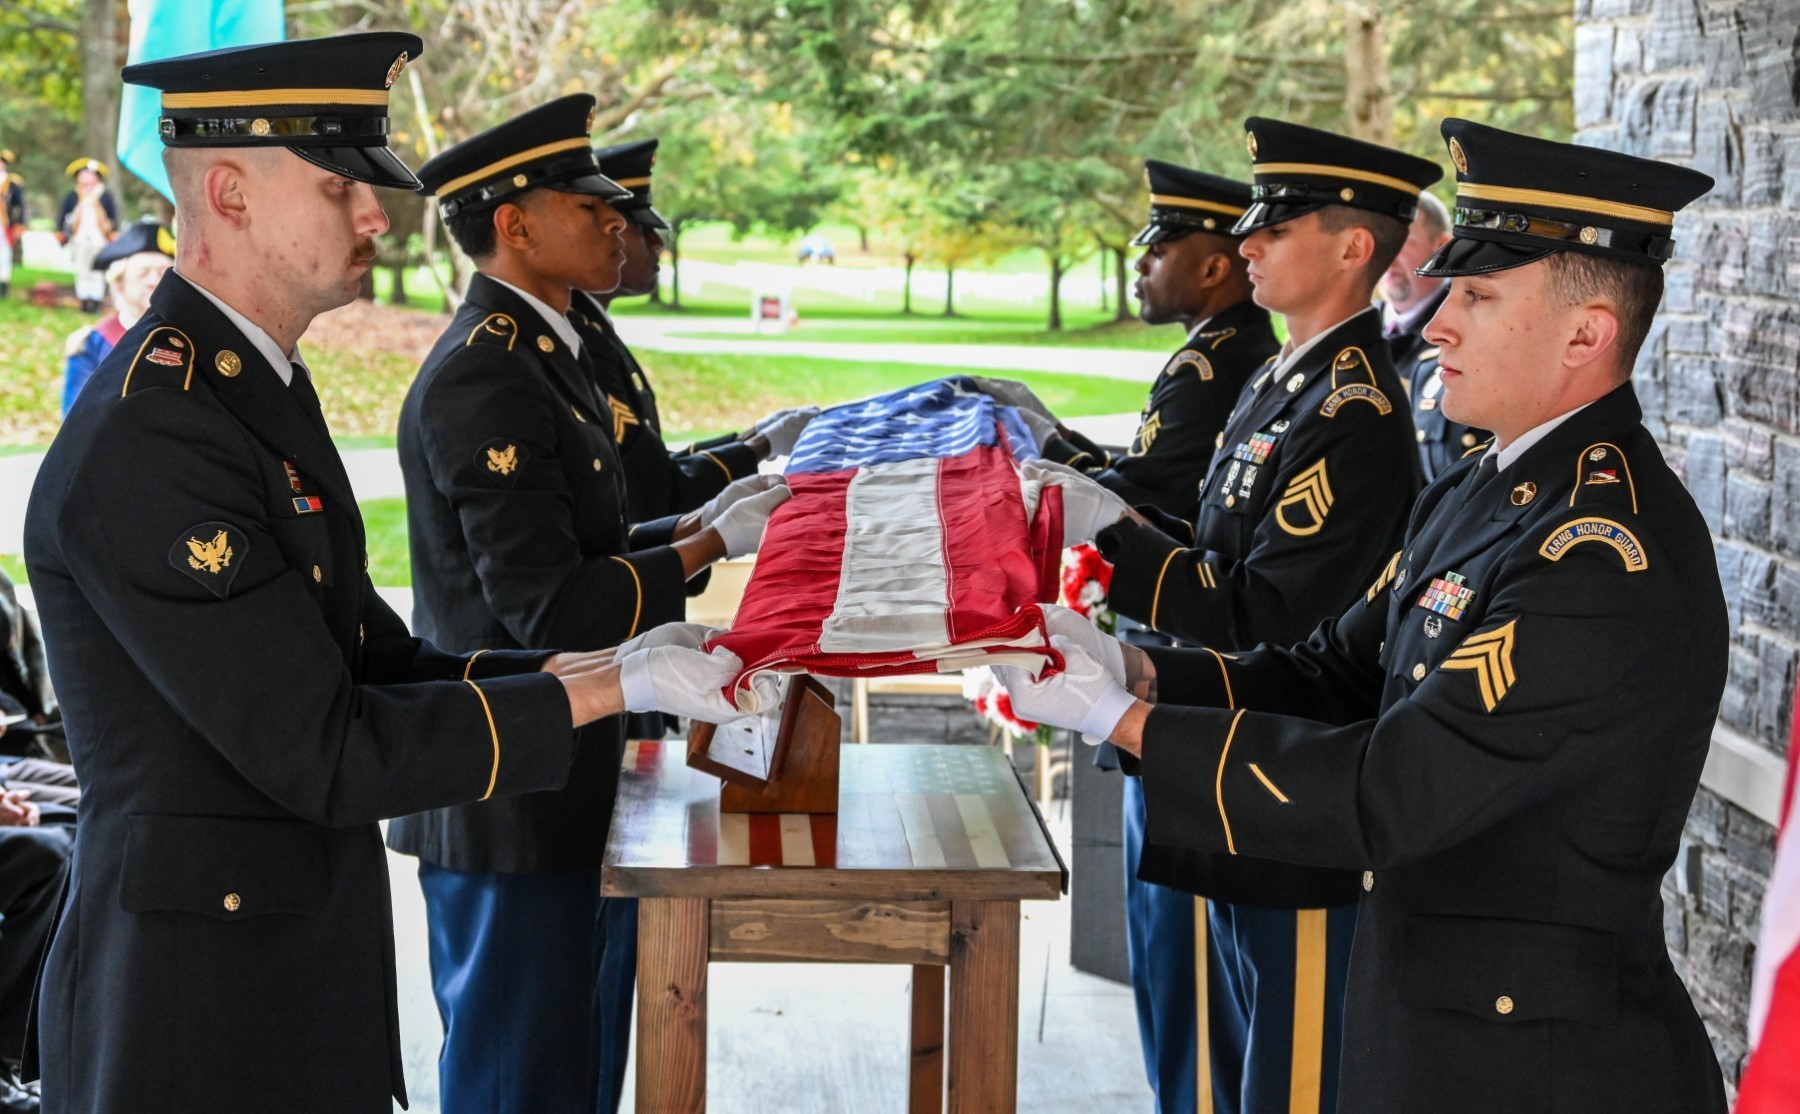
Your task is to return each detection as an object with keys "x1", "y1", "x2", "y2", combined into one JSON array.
[{"x1": 603, "y1": 741, "x2": 1066, "y2": 902}]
